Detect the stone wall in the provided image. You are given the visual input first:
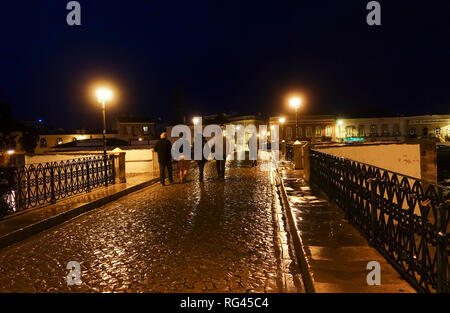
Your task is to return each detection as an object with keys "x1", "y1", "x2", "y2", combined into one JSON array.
[{"x1": 315, "y1": 143, "x2": 433, "y2": 181}]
